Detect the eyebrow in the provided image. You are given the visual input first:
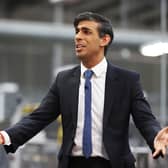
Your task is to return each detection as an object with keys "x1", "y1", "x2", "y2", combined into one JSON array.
[{"x1": 76, "y1": 26, "x2": 93, "y2": 32}]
